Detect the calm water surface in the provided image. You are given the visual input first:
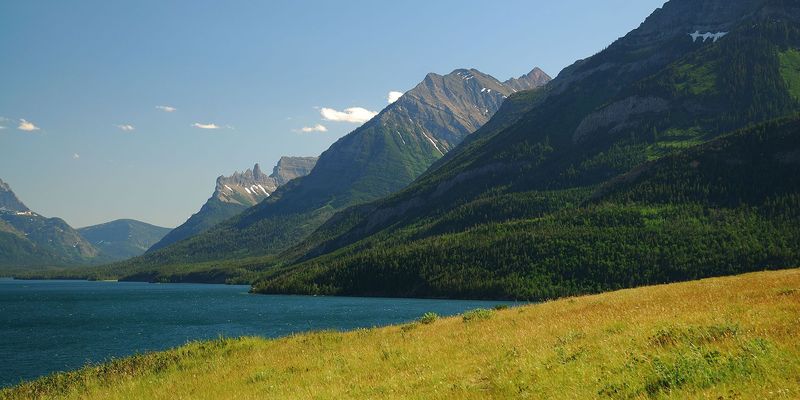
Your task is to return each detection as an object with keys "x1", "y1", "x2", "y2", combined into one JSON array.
[{"x1": 0, "y1": 279, "x2": 513, "y2": 387}]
